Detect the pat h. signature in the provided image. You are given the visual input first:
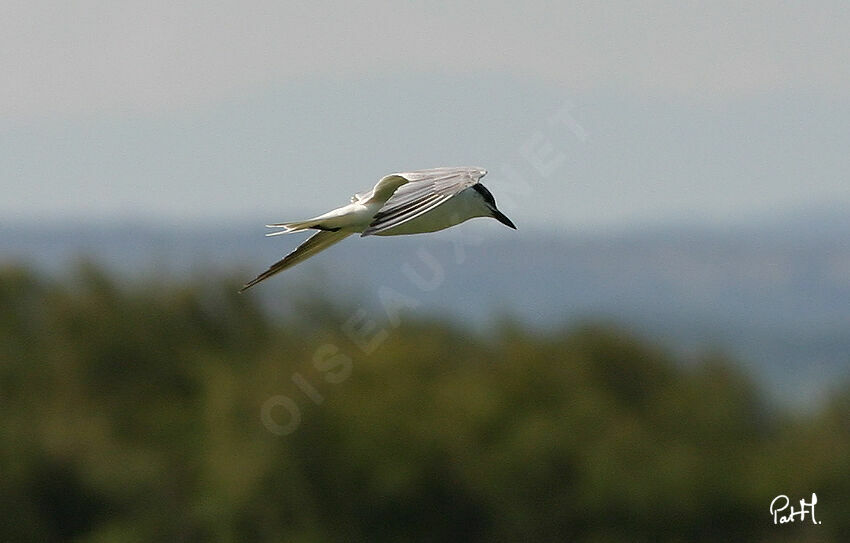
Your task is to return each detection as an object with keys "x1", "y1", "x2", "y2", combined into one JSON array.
[{"x1": 770, "y1": 493, "x2": 820, "y2": 525}]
